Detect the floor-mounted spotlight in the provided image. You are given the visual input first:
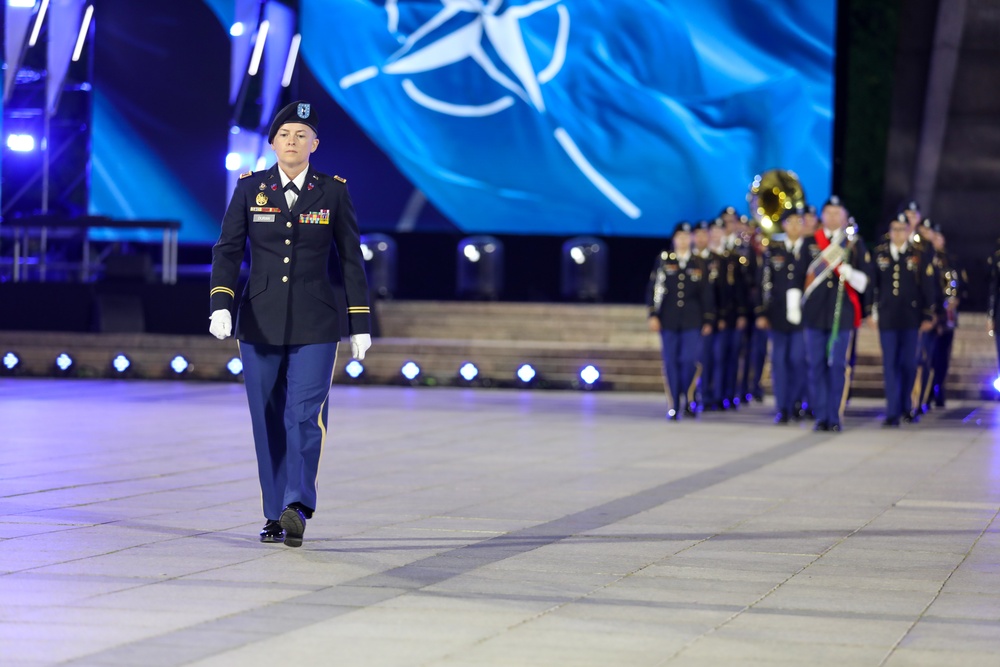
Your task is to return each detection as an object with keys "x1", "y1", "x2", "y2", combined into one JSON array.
[
  {"x1": 345, "y1": 359, "x2": 365, "y2": 381},
  {"x1": 170, "y1": 355, "x2": 191, "y2": 376},
  {"x1": 458, "y1": 362, "x2": 479, "y2": 383},
  {"x1": 226, "y1": 357, "x2": 244, "y2": 378},
  {"x1": 53, "y1": 353, "x2": 75, "y2": 376},
  {"x1": 401, "y1": 361, "x2": 421, "y2": 384},
  {"x1": 516, "y1": 363, "x2": 537, "y2": 387},
  {"x1": 579, "y1": 364, "x2": 601, "y2": 389},
  {"x1": 111, "y1": 354, "x2": 132, "y2": 375},
  {"x1": 2, "y1": 352, "x2": 21, "y2": 375}
]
